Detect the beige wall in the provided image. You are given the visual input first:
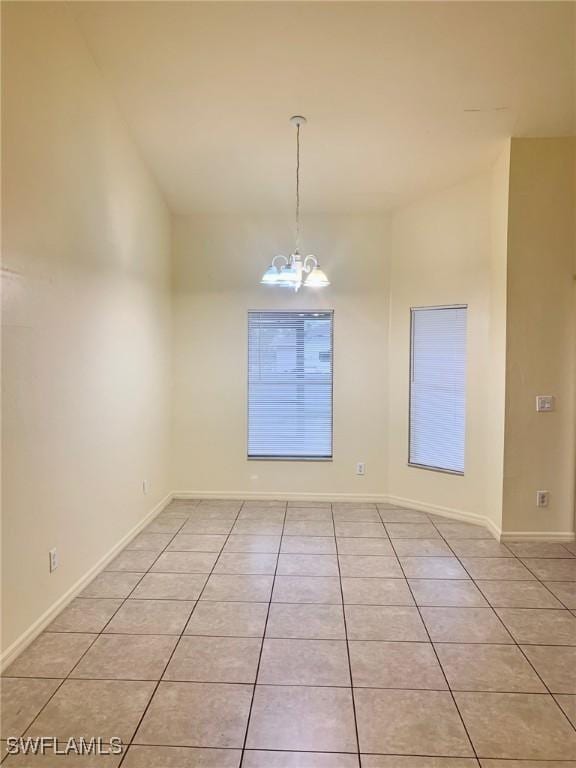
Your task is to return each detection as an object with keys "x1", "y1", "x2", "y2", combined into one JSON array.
[
  {"x1": 1, "y1": 3, "x2": 172, "y2": 655},
  {"x1": 503, "y1": 138, "x2": 576, "y2": 537},
  {"x1": 386, "y1": 161, "x2": 509, "y2": 533},
  {"x1": 171, "y1": 214, "x2": 389, "y2": 498}
]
